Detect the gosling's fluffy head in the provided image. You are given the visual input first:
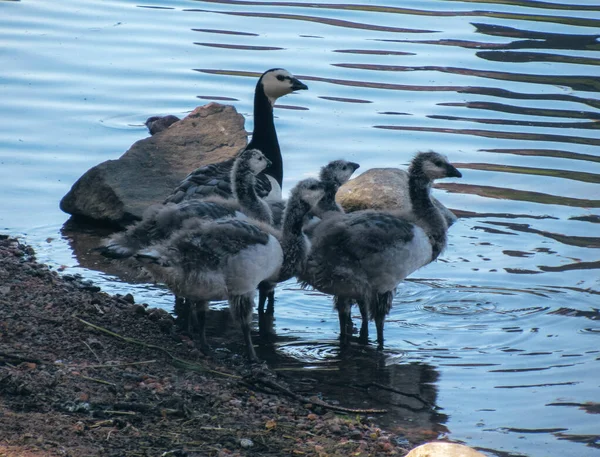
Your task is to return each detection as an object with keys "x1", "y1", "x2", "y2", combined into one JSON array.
[
  {"x1": 291, "y1": 178, "x2": 326, "y2": 207},
  {"x1": 236, "y1": 148, "x2": 271, "y2": 175},
  {"x1": 410, "y1": 151, "x2": 462, "y2": 181},
  {"x1": 319, "y1": 160, "x2": 360, "y2": 186},
  {"x1": 260, "y1": 68, "x2": 308, "y2": 105}
]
